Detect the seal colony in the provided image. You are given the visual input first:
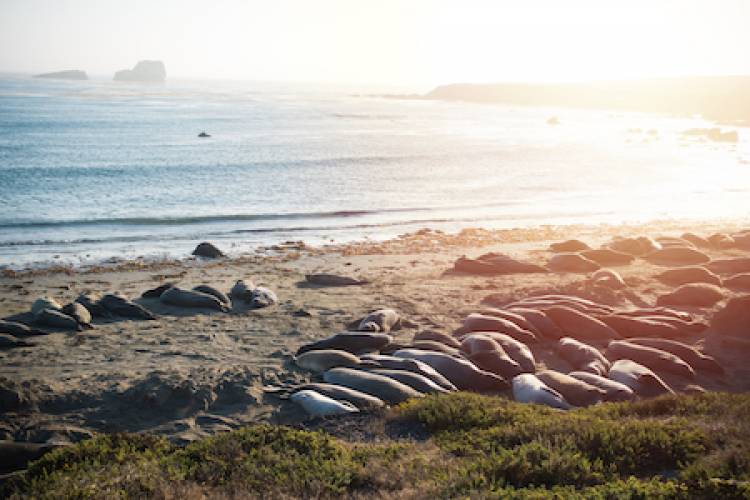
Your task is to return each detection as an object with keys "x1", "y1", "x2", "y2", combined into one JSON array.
[{"x1": 1, "y1": 222, "x2": 750, "y2": 474}]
